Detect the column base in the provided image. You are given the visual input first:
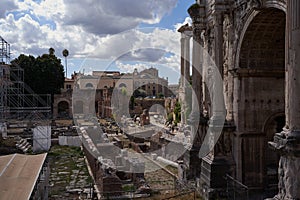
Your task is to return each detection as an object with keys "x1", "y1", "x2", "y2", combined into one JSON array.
[
  {"x1": 184, "y1": 148, "x2": 202, "y2": 180},
  {"x1": 199, "y1": 155, "x2": 234, "y2": 200},
  {"x1": 267, "y1": 130, "x2": 300, "y2": 200}
]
